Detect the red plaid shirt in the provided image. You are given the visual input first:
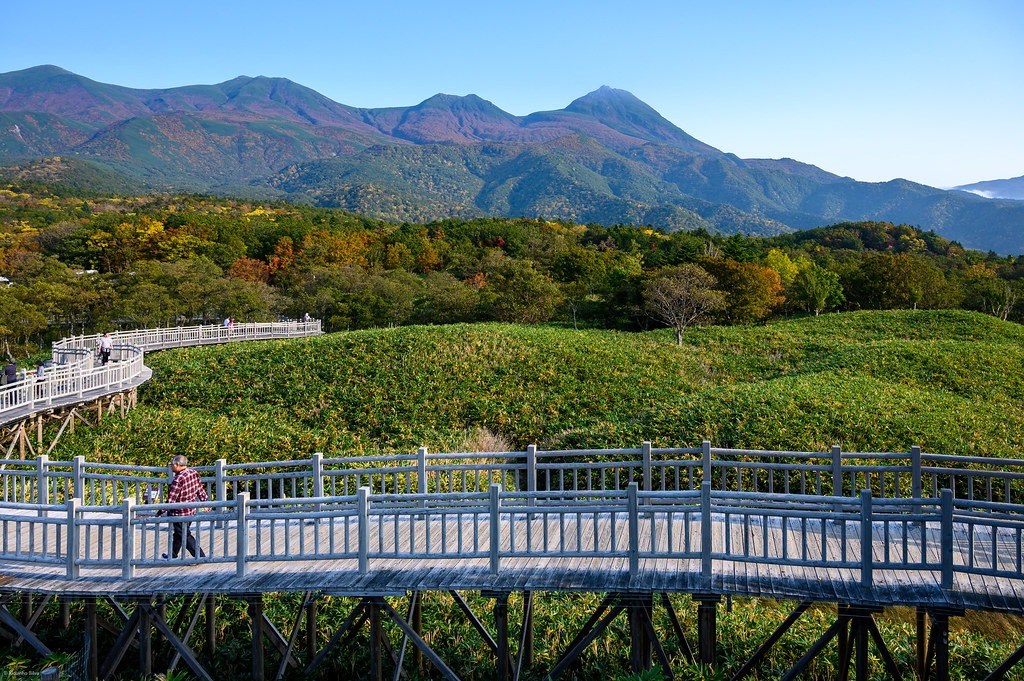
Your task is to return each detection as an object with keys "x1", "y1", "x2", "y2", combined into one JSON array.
[{"x1": 165, "y1": 467, "x2": 208, "y2": 516}]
